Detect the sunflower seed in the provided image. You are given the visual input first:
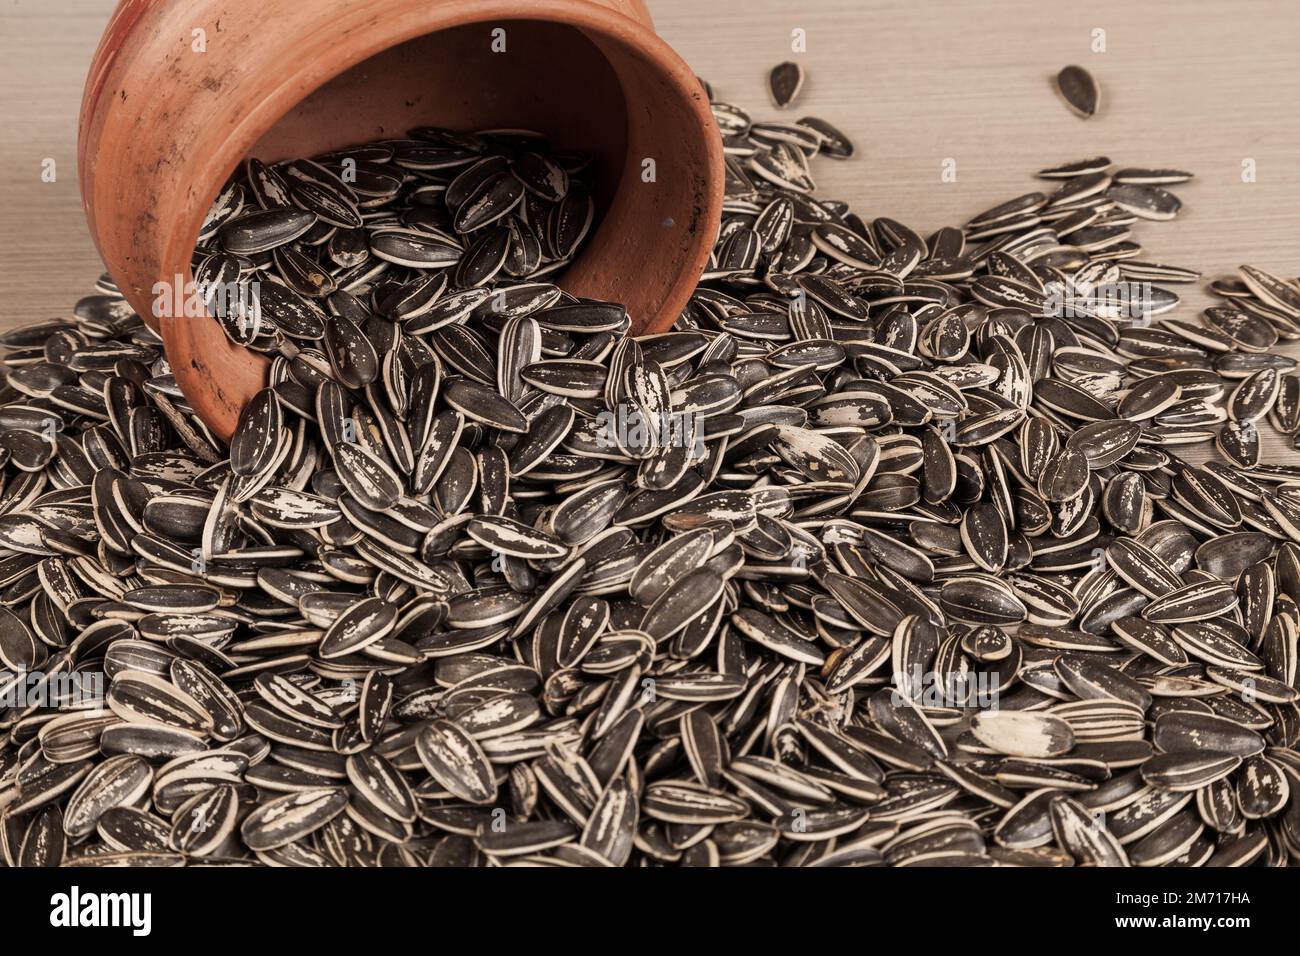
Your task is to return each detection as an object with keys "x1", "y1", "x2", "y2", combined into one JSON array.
[
  {"x1": 240, "y1": 788, "x2": 347, "y2": 851},
  {"x1": 970, "y1": 711, "x2": 1075, "y2": 758},
  {"x1": 768, "y1": 61, "x2": 805, "y2": 108},
  {"x1": 416, "y1": 720, "x2": 497, "y2": 804},
  {"x1": 1054, "y1": 65, "x2": 1100, "y2": 117}
]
